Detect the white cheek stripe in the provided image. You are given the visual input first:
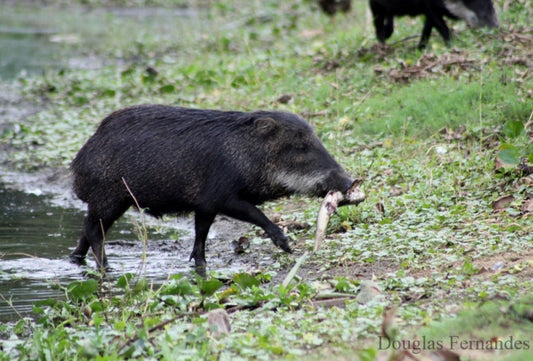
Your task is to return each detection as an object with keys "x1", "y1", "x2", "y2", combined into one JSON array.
[{"x1": 272, "y1": 170, "x2": 328, "y2": 193}]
